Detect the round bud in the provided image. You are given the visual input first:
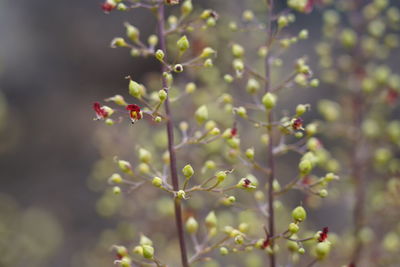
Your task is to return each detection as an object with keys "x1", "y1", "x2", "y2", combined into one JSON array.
[
  {"x1": 140, "y1": 234, "x2": 153, "y2": 246},
  {"x1": 113, "y1": 186, "x2": 121, "y2": 195},
  {"x1": 319, "y1": 189, "x2": 328, "y2": 198},
  {"x1": 195, "y1": 105, "x2": 208, "y2": 124},
  {"x1": 155, "y1": 49, "x2": 165, "y2": 61},
  {"x1": 224, "y1": 74, "x2": 234, "y2": 83},
  {"x1": 299, "y1": 160, "x2": 312, "y2": 175},
  {"x1": 182, "y1": 164, "x2": 194, "y2": 178},
  {"x1": 185, "y1": 82, "x2": 196, "y2": 93},
  {"x1": 232, "y1": 44, "x2": 244, "y2": 58},
  {"x1": 186, "y1": 217, "x2": 199, "y2": 234},
  {"x1": 262, "y1": 93, "x2": 277, "y2": 109},
  {"x1": 245, "y1": 148, "x2": 255, "y2": 160},
  {"x1": 109, "y1": 173, "x2": 123, "y2": 184},
  {"x1": 118, "y1": 160, "x2": 132, "y2": 173},
  {"x1": 315, "y1": 242, "x2": 331, "y2": 259},
  {"x1": 176, "y1": 190, "x2": 186, "y2": 199},
  {"x1": 292, "y1": 206, "x2": 307, "y2": 222},
  {"x1": 139, "y1": 148, "x2": 152, "y2": 163},
  {"x1": 158, "y1": 89, "x2": 167, "y2": 101},
  {"x1": 296, "y1": 104, "x2": 308, "y2": 116},
  {"x1": 289, "y1": 223, "x2": 299, "y2": 234},
  {"x1": 299, "y1": 29, "x2": 309, "y2": 39},
  {"x1": 220, "y1": 247, "x2": 229, "y2": 255},
  {"x1": 181, "y1": 0, "x2": 193, "y2": 15},
  {"x1": 142, "y1": 245, "x2": 154, "y2": 259},
  {"x1": 200, "y1": 47, "x2": 216, "y2": 58},
  {"x1": 298, "y1": 247, "x2": 305, "y2": 254},
  {"x1": 177, "y1": 35, "x2": 190, "y2": 52},
  {"x1": 204, "y1": 58, "x2": 213, "y2": 67},
  {"x1": 152, "y1": 177, "x2": 163, "y2": 187},
  {"x1": 205, "y1": 211, "x2": 217, "y2": 228},
  {"x1": 125, "y1": 23, "x2": 139, "y2": 42},
  {"x1": 216, "y1": 171, "x2": 227, "y2": 182},
  {"x1": 246, "y1": 78, "x2": 260, "y2": 94}
]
